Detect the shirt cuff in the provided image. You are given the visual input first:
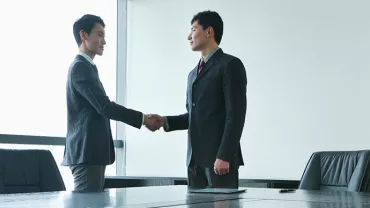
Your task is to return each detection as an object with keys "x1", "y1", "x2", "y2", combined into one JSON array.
[{"x1": 163, "y1": 116, "x2": 169, "y2": 131}]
